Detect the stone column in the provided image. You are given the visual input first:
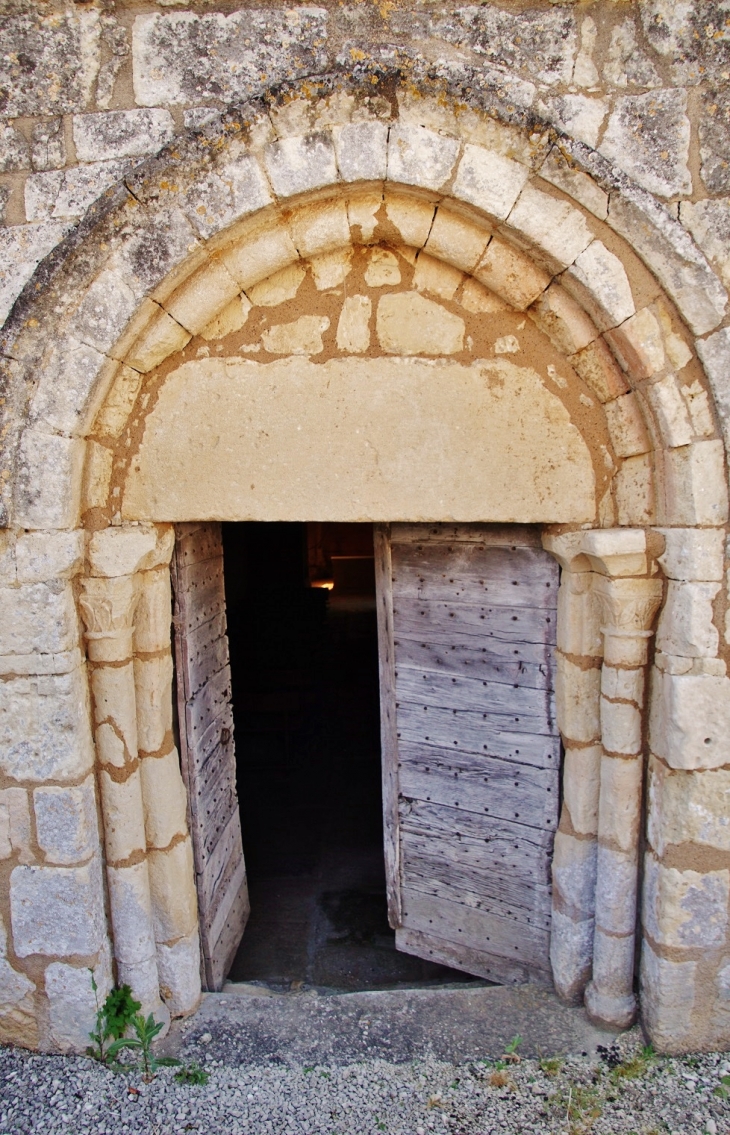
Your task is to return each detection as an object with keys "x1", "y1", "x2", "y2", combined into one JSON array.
[
  {"x1": 543, "y1": 530, "x2": 603, "y2": 1004},
  {"x1": 133, "y1": 534, "x2": 201, "y2": 1018},
  {"x1": 581, "y1": 530, "x2": 662, "y2": 1029}
]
